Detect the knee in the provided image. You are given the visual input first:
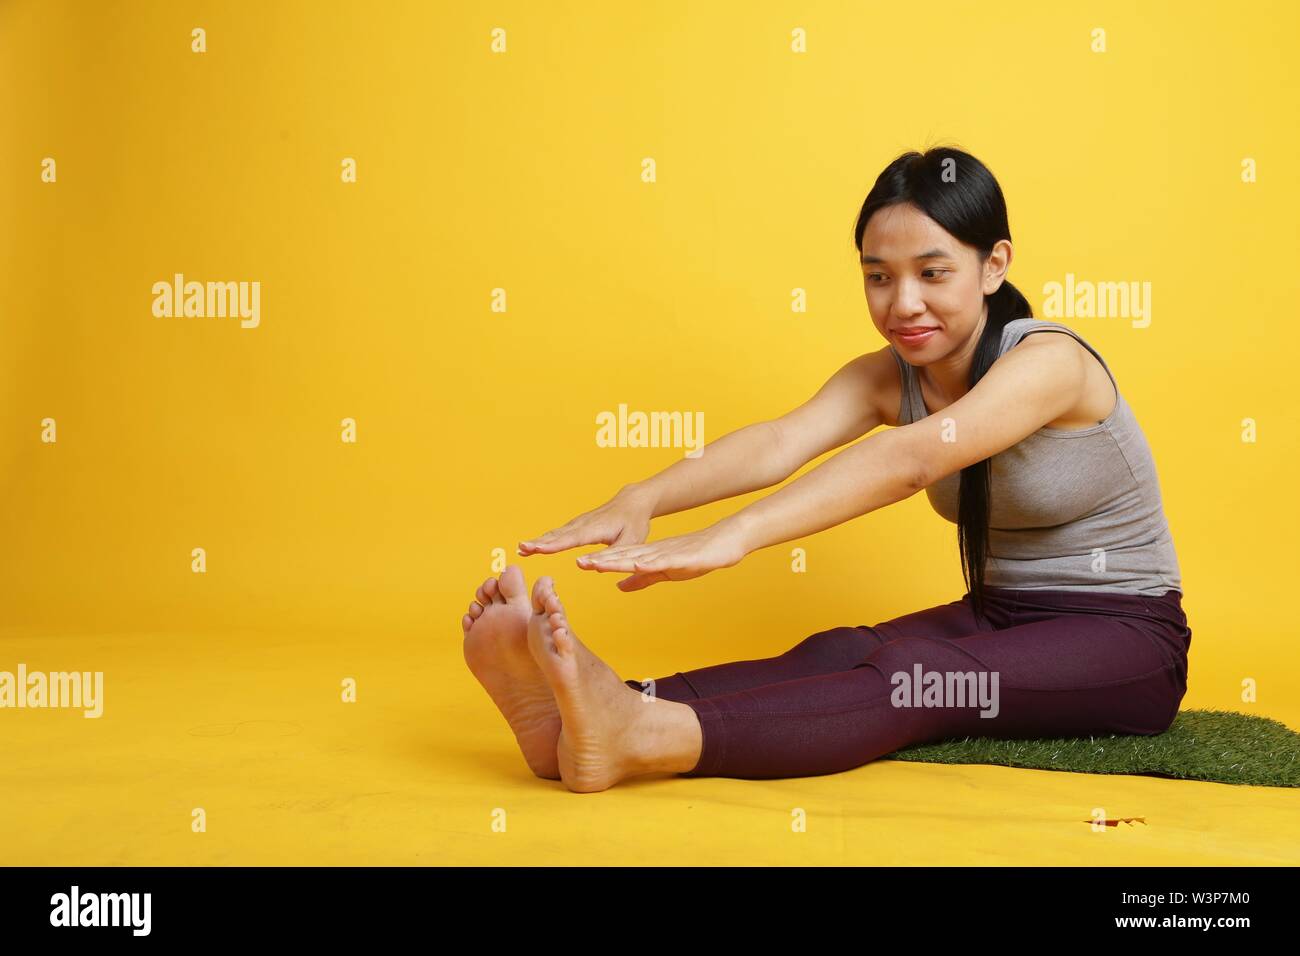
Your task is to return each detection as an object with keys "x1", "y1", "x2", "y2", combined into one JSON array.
[
  {"x1": 781, "y1": 626, "x2": 876, "y2": 670},
  {"x1": 863, "y1": 636, "x2": 967, "y2": 677}
]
